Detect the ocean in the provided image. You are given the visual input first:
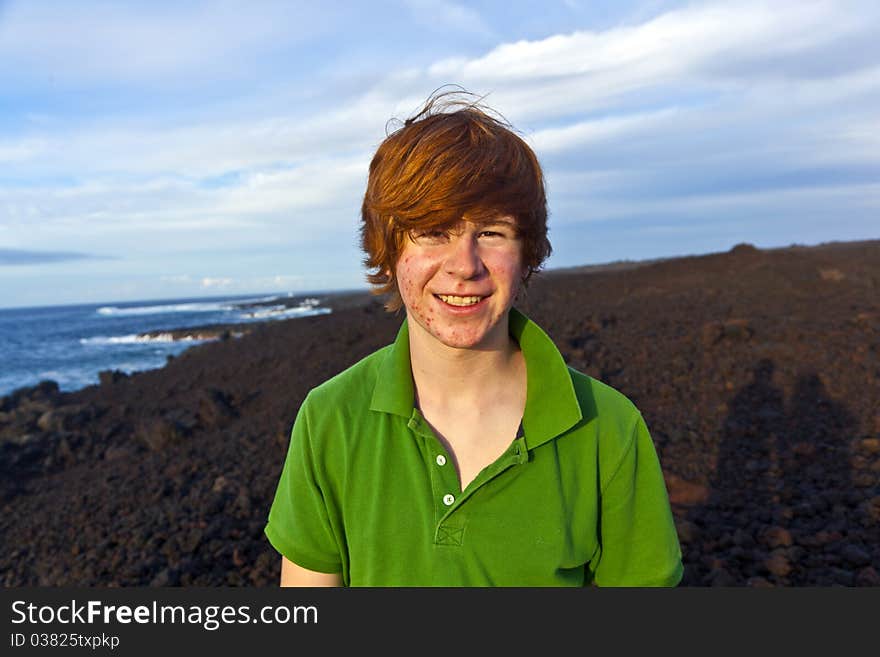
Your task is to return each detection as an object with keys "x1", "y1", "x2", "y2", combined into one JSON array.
[{"x1": 0, "y1": 292, "x2": 333, "y2": 398}]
